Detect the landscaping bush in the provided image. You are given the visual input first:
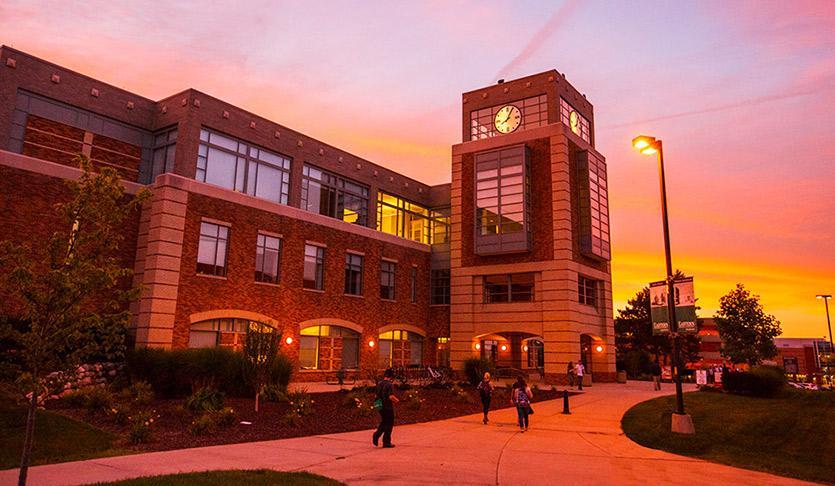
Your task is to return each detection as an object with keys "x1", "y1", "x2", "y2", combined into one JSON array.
[
  {"x1": 403, "y1": 389, "x2": 423, "y2": 410},
  {"x1": 128, "y1": 410, "x2": 158, "y2": 444},
  {"x1": 450, "y1": 384, "x2": 473, "y2": 403},
  {"x1": 463, "y1": 357, "x2": 494, "y2": 386},
  {"x1": 259, "y1": 384, "x2": 288, "y2": 403},
  {"x1": 188, "y1": 413, "x2": 217, "y2": 436},
  {"x1": 185, "y1": 386, "x2": 225, "y2": 412},
  {"x1": 107, "y1": 402, "x2": 132, "y2": 425},
  {"x1": 126, "y1": 347, "x2": 292, "y2": 398},
  {"x1": 118, "y1": 380, "x2": 154, "y2": 406},
  {"x1": 65, "y1": 387, "x2": 115, "y2": 414},
  {"x1": 723, "y1": 365, "x2": 786, "y2": 397},
  {"x1": 214, "y1": 407, "x2": 238, "y2": 427}
]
